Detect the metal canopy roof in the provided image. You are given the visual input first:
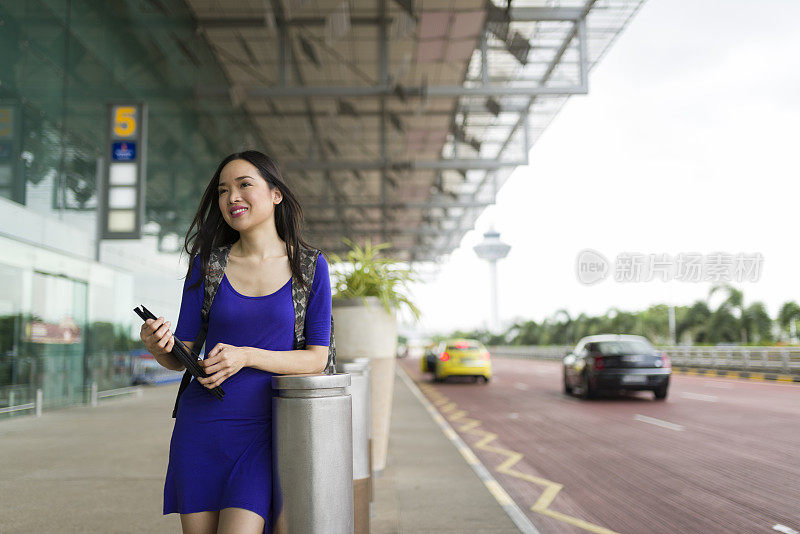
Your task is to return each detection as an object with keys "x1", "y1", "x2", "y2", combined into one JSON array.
[{"x1": 173, "y1": 0, "x2": 644, "y2": 262}]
